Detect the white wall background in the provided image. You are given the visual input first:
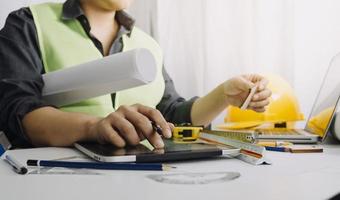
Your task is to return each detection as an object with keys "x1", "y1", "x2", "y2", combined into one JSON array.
[
  {"x1": 1, "y1": 0, "x2": 340, "y2": 126},
  {"x1": 132, "y1": 0, "x2": 340, "y2": 126}
]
